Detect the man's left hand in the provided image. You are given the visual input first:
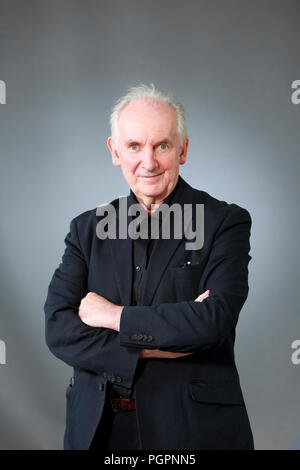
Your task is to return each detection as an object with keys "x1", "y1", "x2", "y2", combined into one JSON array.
[{"x1": 78, "y1": 292, "x2": 122, "y2": 331}]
